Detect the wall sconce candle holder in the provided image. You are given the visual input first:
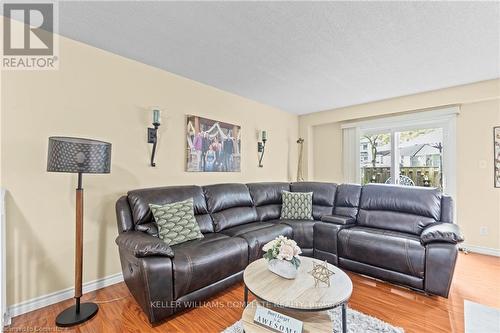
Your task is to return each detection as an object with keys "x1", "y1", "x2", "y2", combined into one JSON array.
[
  {"x1": 258, "y1": 130, "x2": 267, "y2": 167},
  {"x1": 148, "y1": 109, "x2": 161, "y2": 167}
]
